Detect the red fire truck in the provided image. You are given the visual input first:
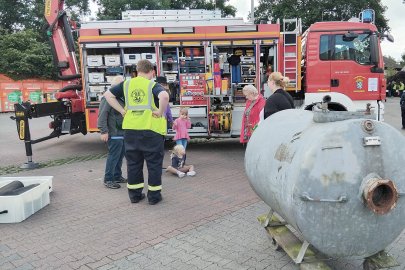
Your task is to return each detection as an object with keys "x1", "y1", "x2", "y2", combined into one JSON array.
[{"x1": 13, "y1": 0, "x2": 391, "y2": 167}]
